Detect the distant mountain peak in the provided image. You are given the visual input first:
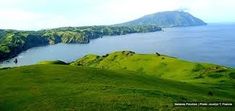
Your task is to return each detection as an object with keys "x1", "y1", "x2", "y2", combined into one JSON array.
[{"x1": 119, "y1": 11, "x2": 206, "y2": 27}]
